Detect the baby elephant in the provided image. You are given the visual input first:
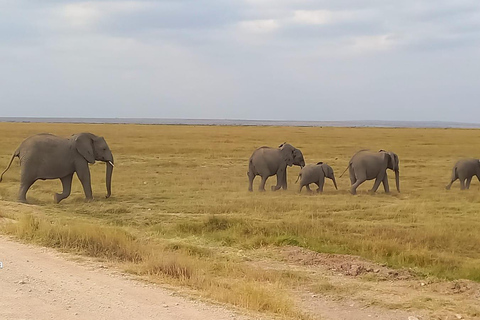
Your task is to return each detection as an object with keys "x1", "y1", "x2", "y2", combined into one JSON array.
[
  {"x1": 297, "y1": 162, "x2": 338, "y2": 193},
  {"x1": 446, "y1": 159, "x2": 480, "y2": 190}
]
